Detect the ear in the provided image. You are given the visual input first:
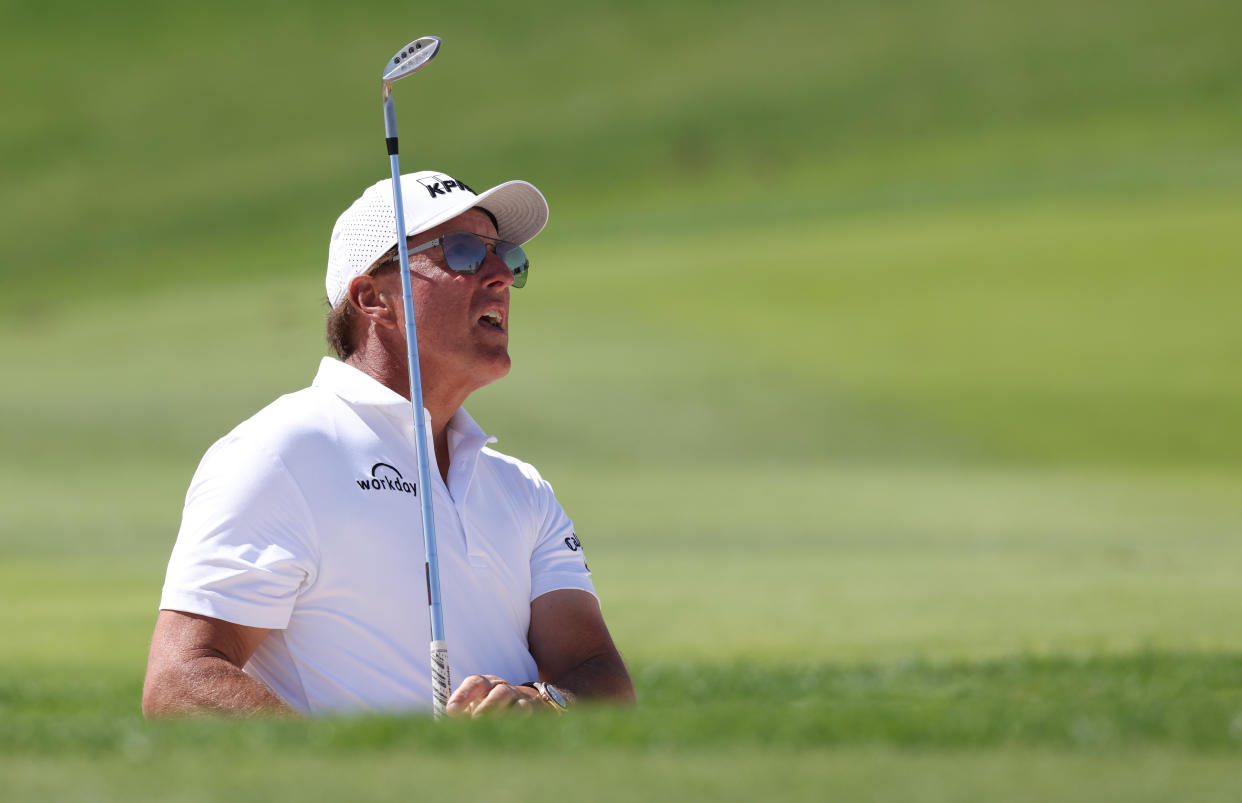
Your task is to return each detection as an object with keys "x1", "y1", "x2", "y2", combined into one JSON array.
[{"x1": 347, "y1": 273, "x2": 400, "y2": 330}]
